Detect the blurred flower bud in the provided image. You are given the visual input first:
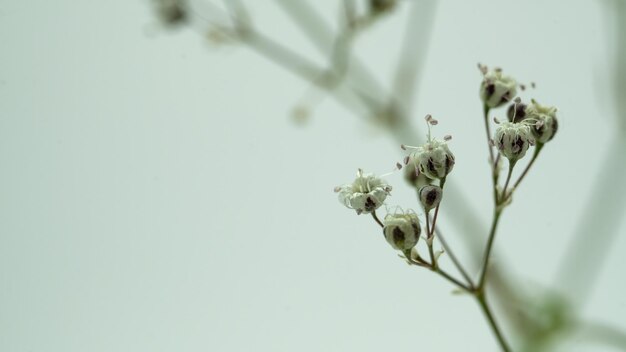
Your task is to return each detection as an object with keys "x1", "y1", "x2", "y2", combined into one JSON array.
[
  {"x1": 153, "y1": 0, "x2": 187, "y2": 26},
  {"x1": 419, "y1": 185, "x2": 443, "y2": 212},
  {"x1": 411, "y1": 139, "x2": 455, "y2": 180},
  {"x1": 383, "y1": 212, "x2": 421, "y2": 250},
  {"x1": 523, "y1": 101, "x2": 558, "y2": 144},
  {"x1": 507, "y1": 103, "x2": 527, "y2": 123},
  {"x1": 335, "y1": 169, "x2": 391, "y2": 215},
  {"x1": 494, "y1": 122, "x2": 535, "y2": 163},
  {"x1": 480, "y1": 69, "x2": 518, "y2": 109},
  {"x1": 370, "y1": 0, "x2": 396, "y2": 14}
]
